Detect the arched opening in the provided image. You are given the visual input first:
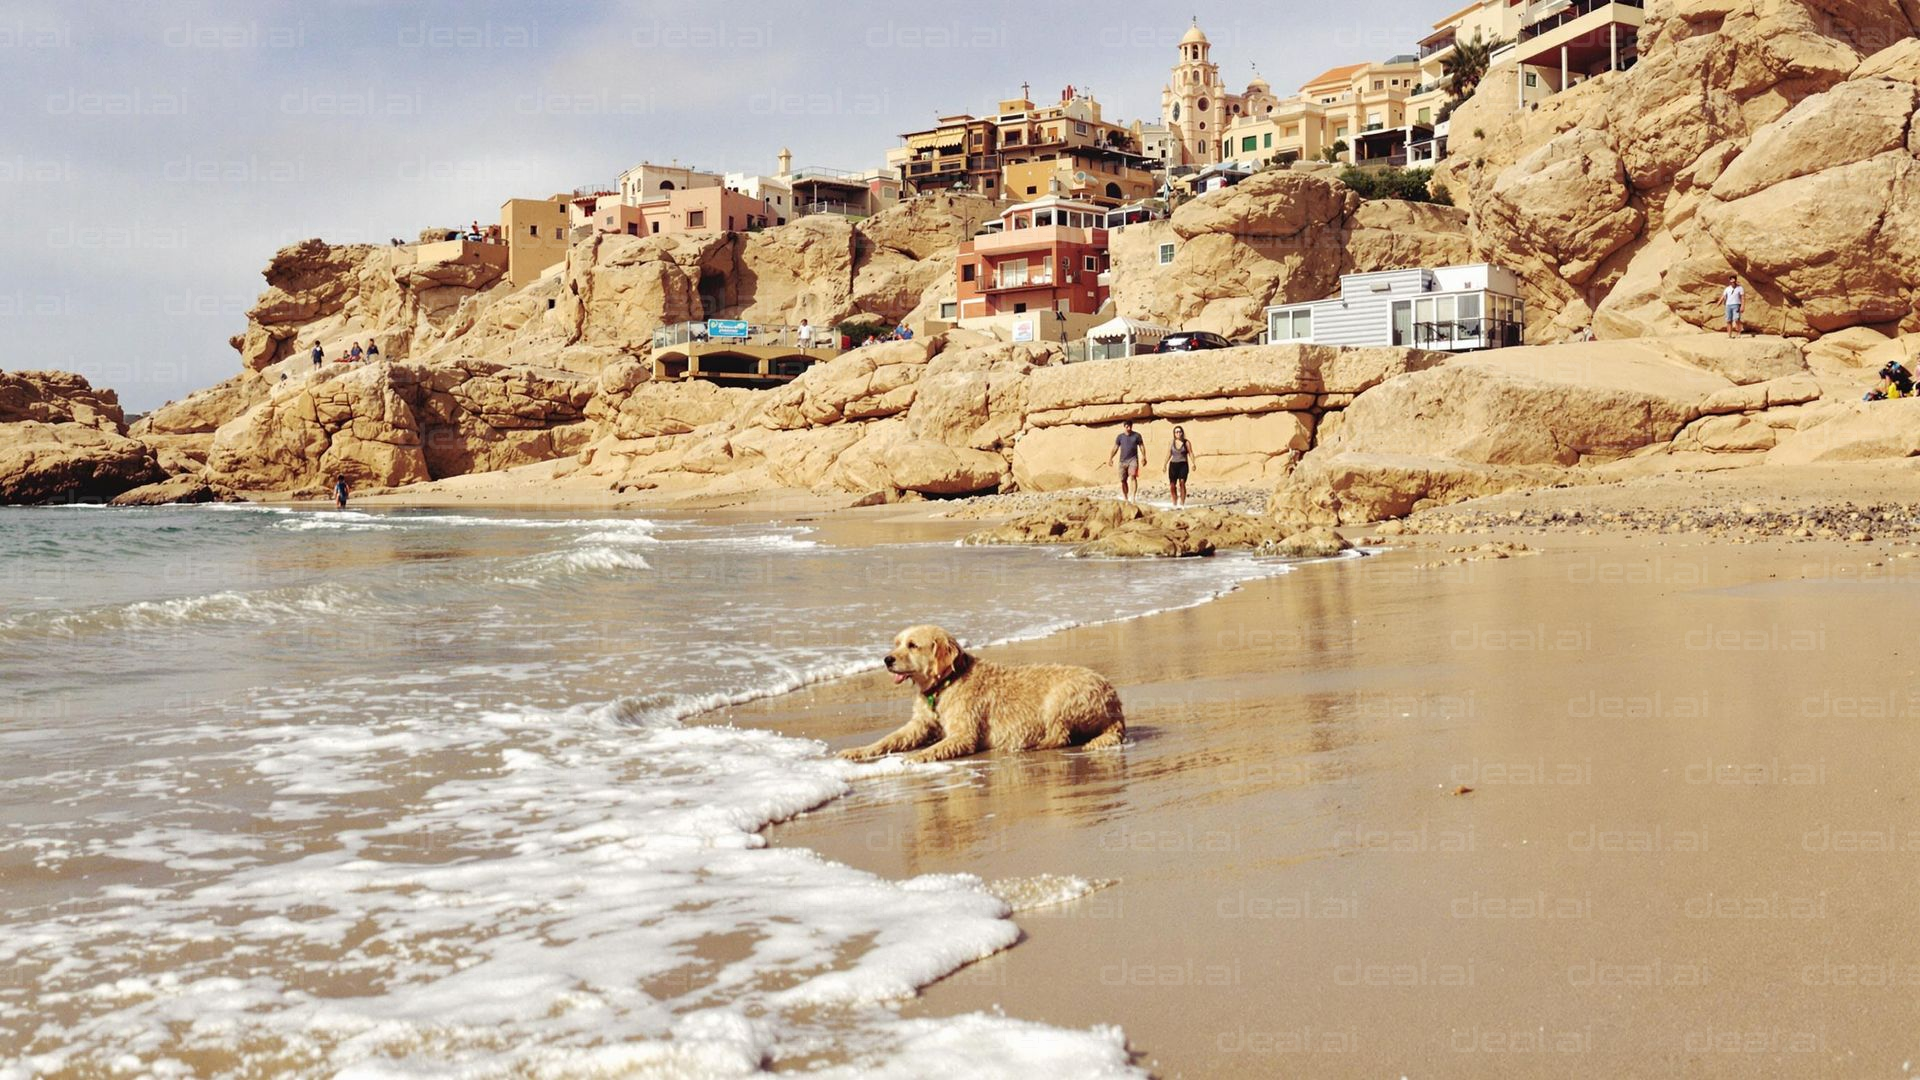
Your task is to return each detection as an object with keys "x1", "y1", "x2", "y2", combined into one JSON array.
[
  {"x1": 660, "y1": 180, "x2": 676, "y2": 190},
  {"x1": 1197, "y1": 97, "x2": 1210, "y2": 112},
  {"x1": 1105, "y1": 182, "x2": 1123, "y2": 199}
]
